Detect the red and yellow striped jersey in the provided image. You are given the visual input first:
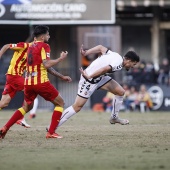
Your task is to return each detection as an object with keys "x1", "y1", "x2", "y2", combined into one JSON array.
[
  {"x1": 25, "y1": 41, "x2": 50, "y2": 85},
  {"x1": 7, "y1": 42, "x2": 29, "y2": 76}
]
